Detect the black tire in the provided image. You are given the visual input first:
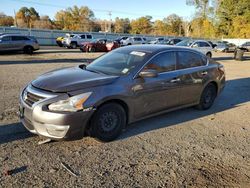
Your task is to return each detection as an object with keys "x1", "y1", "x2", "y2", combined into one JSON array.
[
  {"x1": 90, "y1": 103, "x2": 126, "y2": 142},
  {"x1": 23, "y1": 46, "x2": 33, "y2": 54},
  {"x1": 70, "y1": 42, "x2": 77, "y2": 49},
  {"x1": 89, "y1": 46, "x2": 95, "y2": 52},
  {"x1": 206, "y1": 52, "x2": 212, "y2": 58},
  {"x1": 196, "y1": 83, "x2": 217, "y2": 110}
]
